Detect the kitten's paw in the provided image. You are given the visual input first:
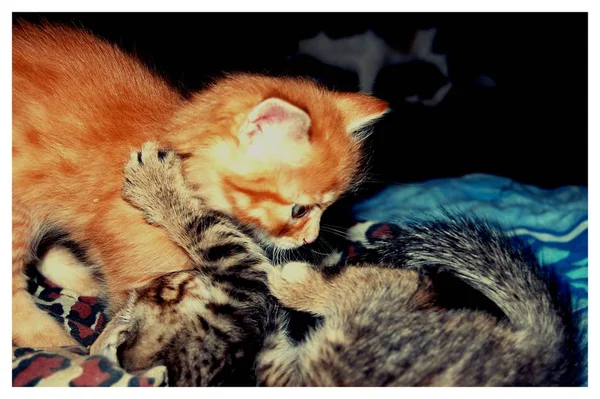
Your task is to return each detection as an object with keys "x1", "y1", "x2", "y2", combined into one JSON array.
[
  {"x1": 347, "y1": 221, "x2": 401, "y2": 249},
  {"x1": 122, "y1": 142, "x2": 186, "y2": 224},
  {"x1": 280, "y1": 262, "x2": 311, "y2": 283},
  {"x1": 346, "y1": 221, "x2": 379, "y2": 248},
  {"x1": 267, "y1": 262, "x2": 313, "y2": 295},
  {"x1": 267, "y1": 262, "x2": 330, "y2": 315}
]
